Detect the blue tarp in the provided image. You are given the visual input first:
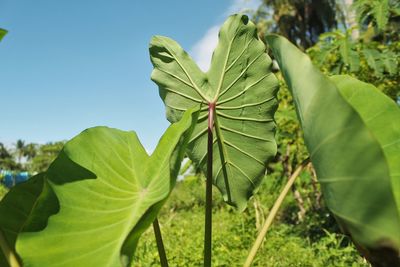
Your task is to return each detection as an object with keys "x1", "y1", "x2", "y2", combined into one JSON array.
[
  {"x1": 15, "y1": 172, "x2": 29, "y2": 184},
  {"x1": 0, "y1": 170, "x2": 29, "y2": 188}
]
